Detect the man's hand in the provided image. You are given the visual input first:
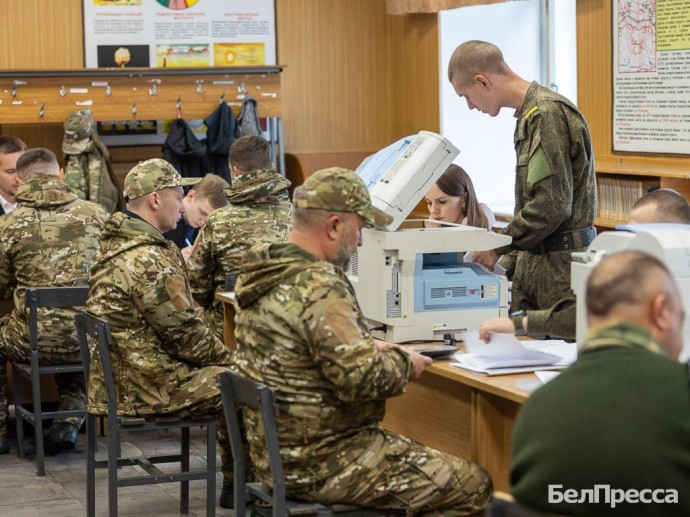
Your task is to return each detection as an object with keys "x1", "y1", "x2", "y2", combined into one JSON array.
[
  {"x1": 181, "y1": 245, "x2": 194, "y2": 263},
  {"x1": 400, "y1": 348, "x2": 433, "y2": 380},
  {"x1": 473, "y1": 249, "x2": 500, "y2": 271},
  {"x1": 478, "y1": 317, "x2": 516, "y2": 343}
]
